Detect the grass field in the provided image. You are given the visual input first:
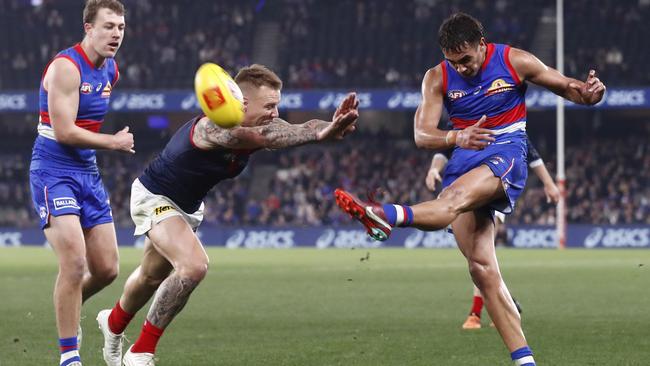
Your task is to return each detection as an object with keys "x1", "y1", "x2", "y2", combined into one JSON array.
[{"x1": 0, "y1": 247, "x2": 649, "y2": 365}]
